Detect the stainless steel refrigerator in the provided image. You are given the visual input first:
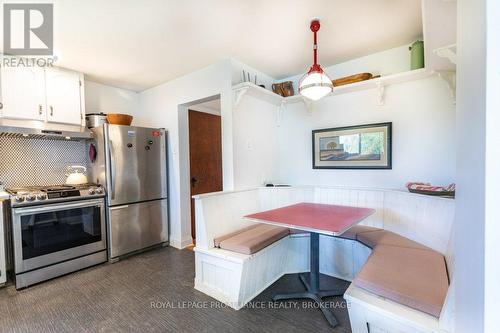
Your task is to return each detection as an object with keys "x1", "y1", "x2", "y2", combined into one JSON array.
[{"x1": 90, "y1": 124, "x2": 168, "y2": 260}]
